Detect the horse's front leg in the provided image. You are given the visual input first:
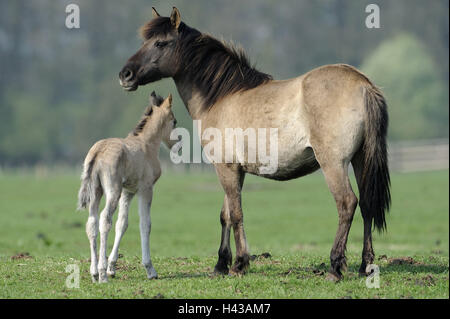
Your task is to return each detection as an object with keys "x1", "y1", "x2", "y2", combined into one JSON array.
[
  {"x1": 214, "y1": 195, "x2": 232, "y2": 274},
  {"x1": 138, "y1": 188, "x2": 158, "y2": 279},
  {"x1": 215, "y1": 164, "x2": 249, "y2": 275}
]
